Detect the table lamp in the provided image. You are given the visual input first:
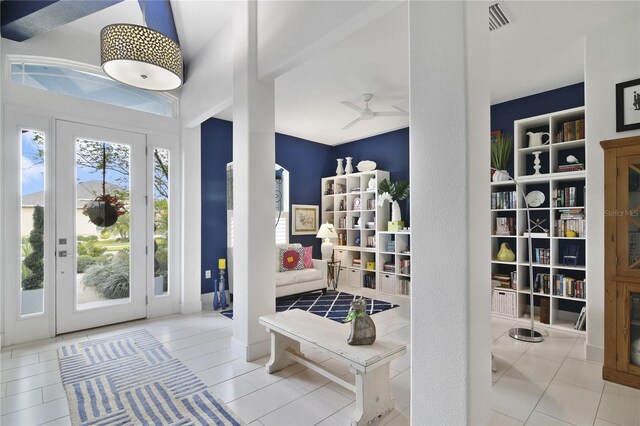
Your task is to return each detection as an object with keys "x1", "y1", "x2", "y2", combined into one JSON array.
[{"x1": 316, "y1": 222, "x2": 338, "y2": 260}]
